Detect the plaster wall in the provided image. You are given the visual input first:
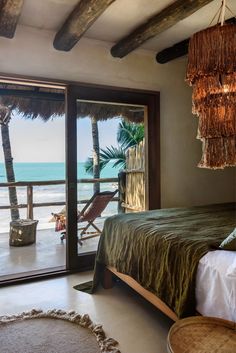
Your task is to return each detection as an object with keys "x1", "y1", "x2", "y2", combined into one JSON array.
[{"x1": 0, "y1": 25, "x2": 235, "y2": 207}]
